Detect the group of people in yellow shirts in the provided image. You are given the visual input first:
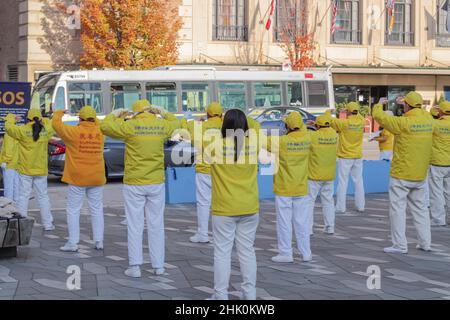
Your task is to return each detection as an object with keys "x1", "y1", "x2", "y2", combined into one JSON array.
[{"x1": 0, "y1": 91, "x2": 449, "y2": 300}]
